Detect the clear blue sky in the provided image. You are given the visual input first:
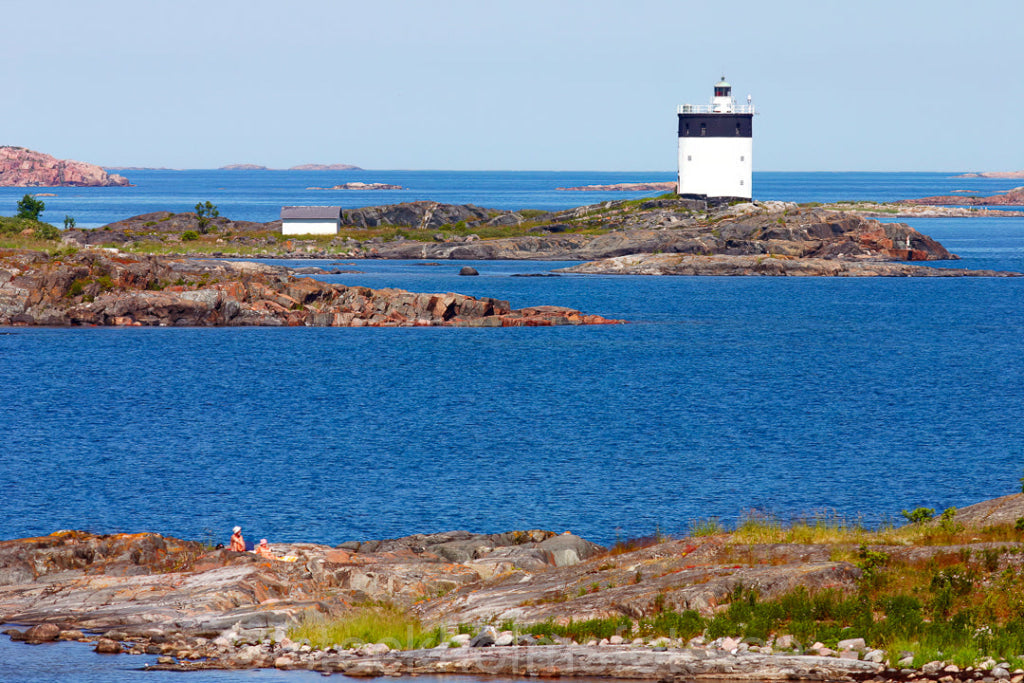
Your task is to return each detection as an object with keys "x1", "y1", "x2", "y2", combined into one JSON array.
[{"x1": 4, "y1": 0, "x2": 1021, "y2": 171}]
